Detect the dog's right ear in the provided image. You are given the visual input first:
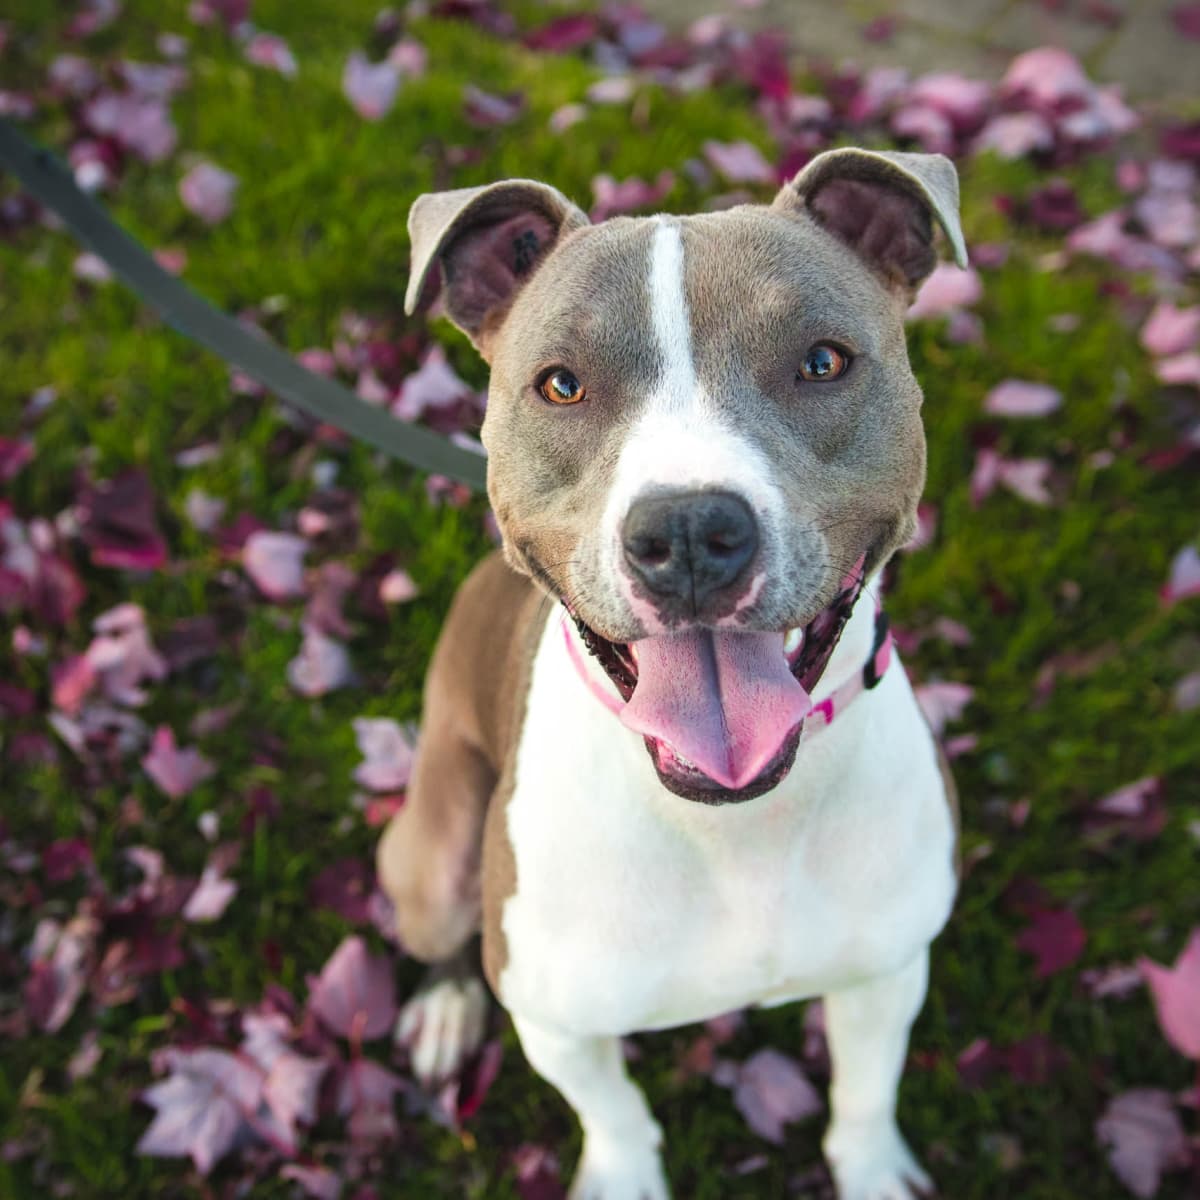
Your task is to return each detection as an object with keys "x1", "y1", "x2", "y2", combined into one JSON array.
[{"x1": 404, "y1": 180, "x2": 590, "y2": 358}]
